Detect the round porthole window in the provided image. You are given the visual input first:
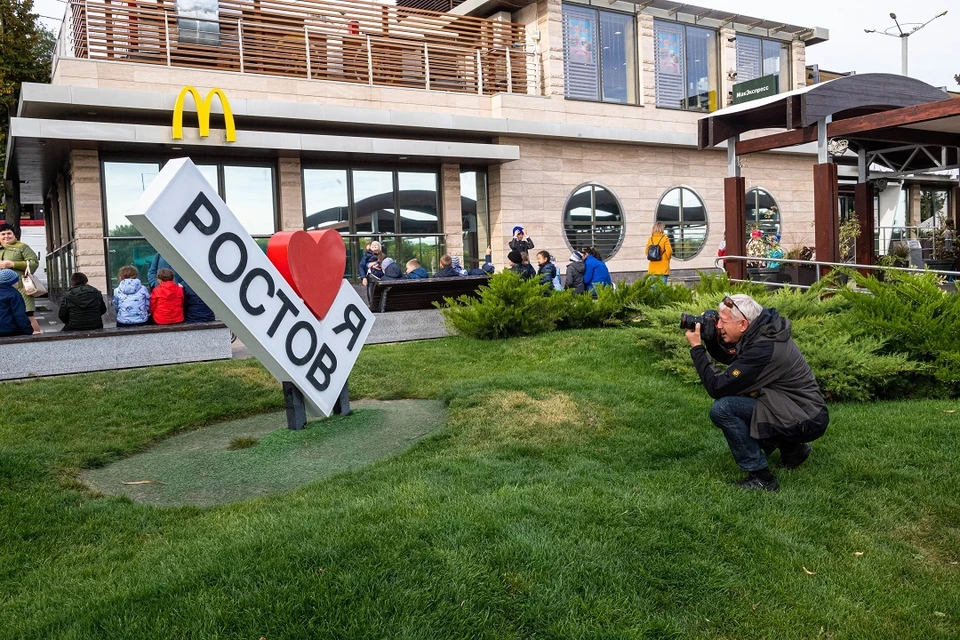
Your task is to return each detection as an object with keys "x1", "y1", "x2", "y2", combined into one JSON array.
[
  {"x1": 562, "y1": 183, "x2": 625, "y2": 259},
  {"x1": 655, "y1": 186, "x2": 708, "y2": 259}
]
